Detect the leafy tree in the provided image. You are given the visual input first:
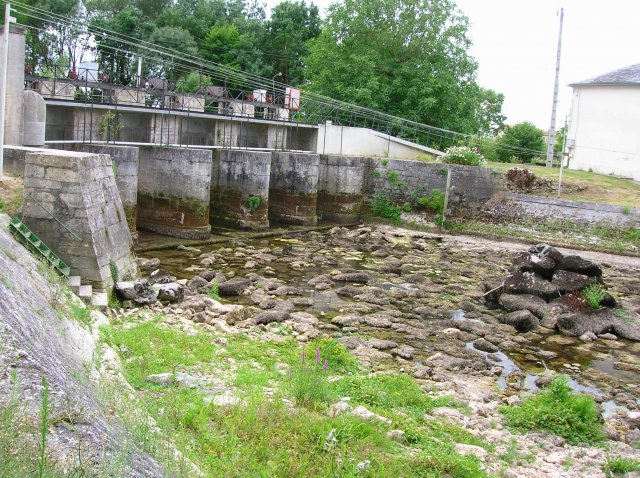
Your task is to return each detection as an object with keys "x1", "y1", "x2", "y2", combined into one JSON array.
[
  {"x1": 201, "y1": 24, "x2": 243, "y2": 67},
  {"x1": 495, "y1": 121, "x2": 545, "y2": 163},
  {"x1": 476, "y1": 87, "x2": 506, "y2": 136},
  {"x1": 147, "y1": 26, "x2": 198, "y2": 80},
  {"x1": 554, "y1": 124, "x2": 567, "y2": 154},
  {"x1": 266, "y1": 0, "x2": 320, "y2": 85},
  {"x1": 305, "y1": 0, "x2": 500, "y2": 135}
]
